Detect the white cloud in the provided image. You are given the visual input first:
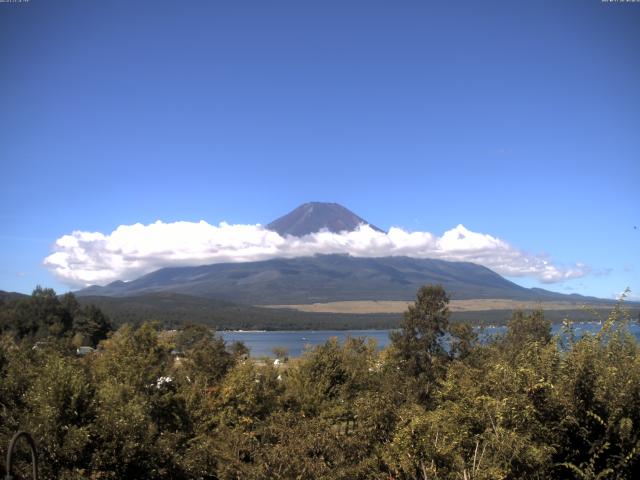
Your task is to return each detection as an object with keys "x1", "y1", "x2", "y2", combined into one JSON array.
[{"x1": 44, "y1": 221, "x2": 590, "y2": 287}]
